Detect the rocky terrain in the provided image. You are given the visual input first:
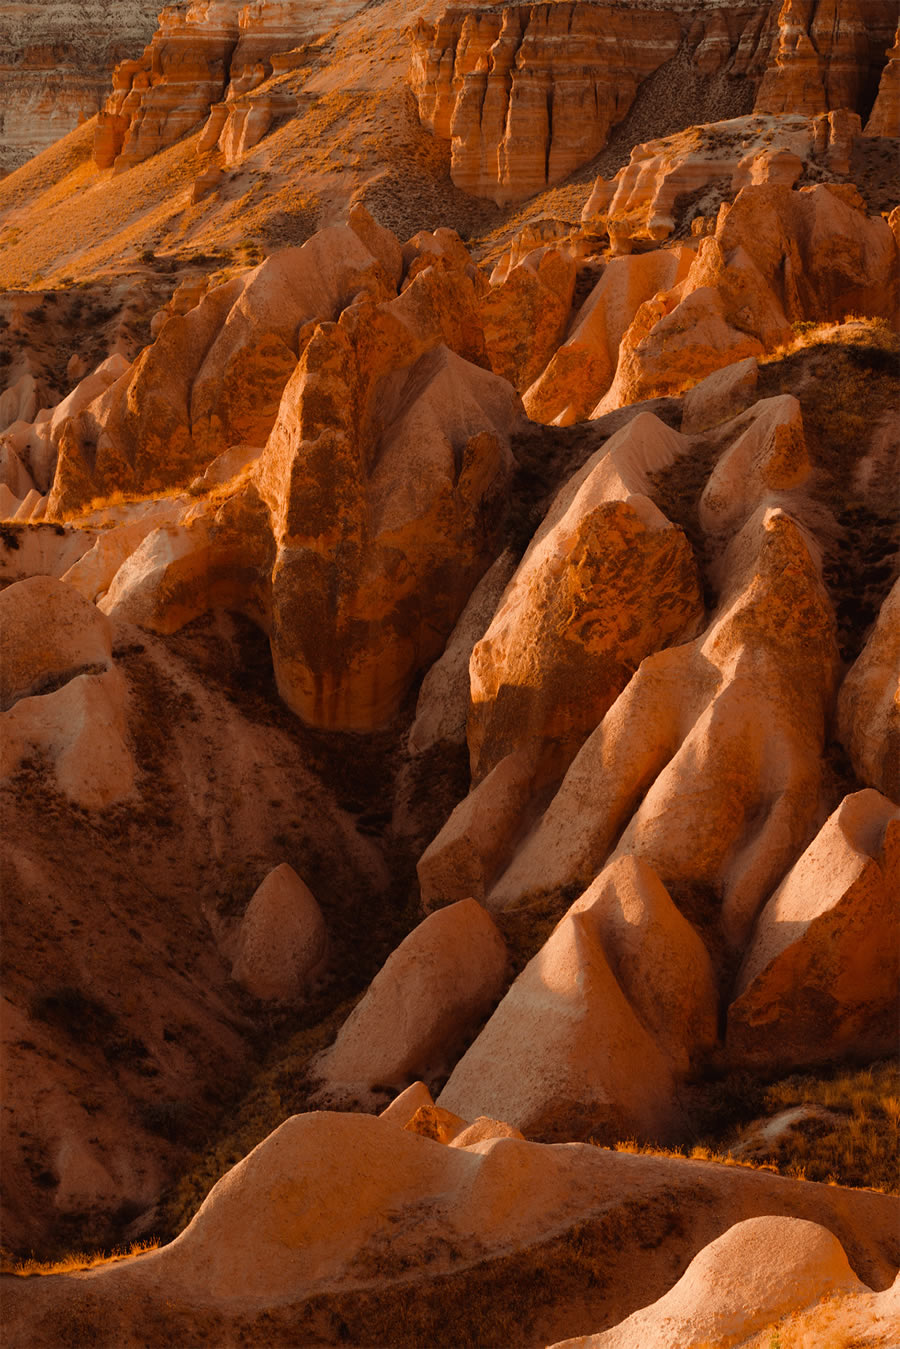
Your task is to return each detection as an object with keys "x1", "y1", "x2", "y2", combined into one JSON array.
[
  {"x1": 0, "y1": 0, "x2": 898, "y2": 1346},
  {"x1": 0, "y1": 1, "x2": 159, "y2": 177}
]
